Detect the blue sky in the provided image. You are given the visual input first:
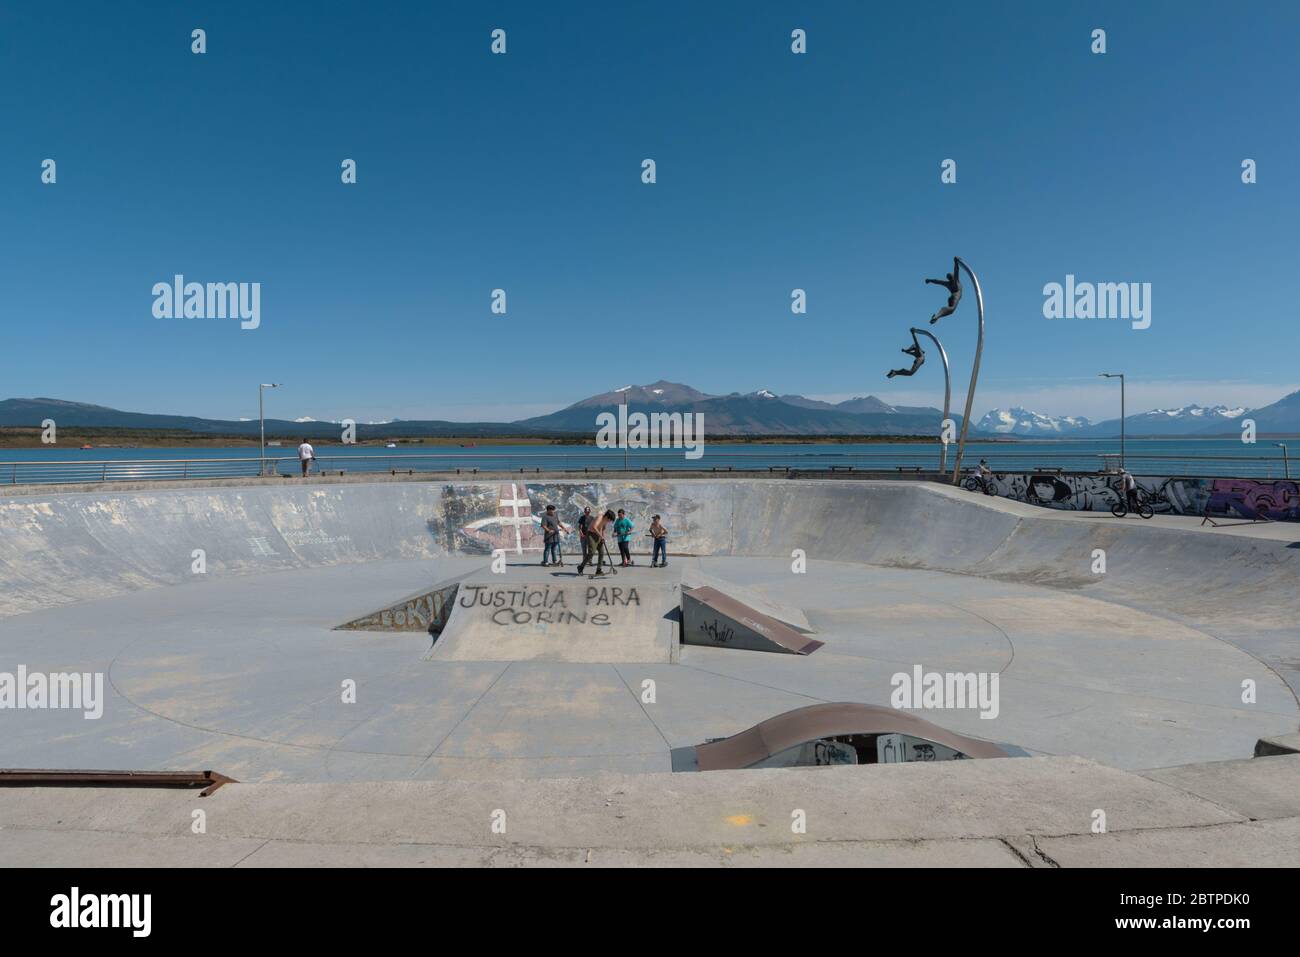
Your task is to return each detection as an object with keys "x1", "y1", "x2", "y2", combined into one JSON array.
[{"x1": 2, "y1": 1, "x2": 1297, "y2": 424}]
